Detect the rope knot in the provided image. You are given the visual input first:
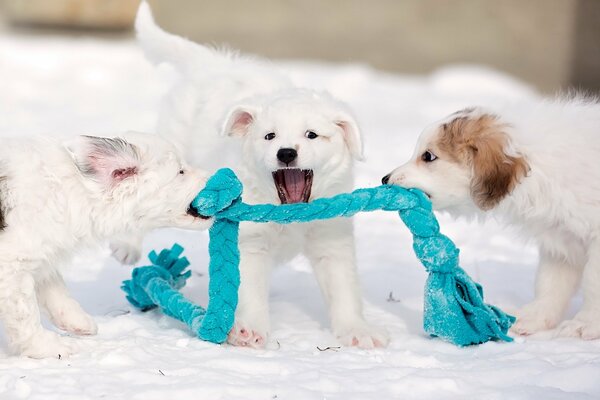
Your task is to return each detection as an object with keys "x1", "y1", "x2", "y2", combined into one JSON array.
[
  {"x1": 192, "y1": 168, "x2": 243, "y2": 217},
  {"x1": 412, "y1": 236, "x2": 459, "y2": 274}
]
